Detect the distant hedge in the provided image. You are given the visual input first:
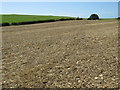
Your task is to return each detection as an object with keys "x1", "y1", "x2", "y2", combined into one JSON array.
[
  {"x1": 59, "y1": 17, "x2": 83, "y2": 20},
  {"x1": 1, "y1": 20, "x2": 57, "y2": 26},
  {"x1": 11, "y1": 22, "x2": 19, "y2": 25},
  {"x1": 0, "y1": 23, "x2": 10, "y2": 26},
  {"x1": 0, "y1": 17, "x2": 83, "y2": 27},
  {"x1": 76, "y1": 17, "x2": 83, "y2": 20}
]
